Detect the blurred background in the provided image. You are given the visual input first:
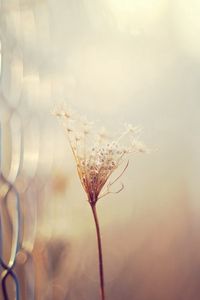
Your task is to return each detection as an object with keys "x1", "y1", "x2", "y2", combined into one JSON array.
[{"x1": 0, "y1": 0, "x2": 200, "y2": 299}]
